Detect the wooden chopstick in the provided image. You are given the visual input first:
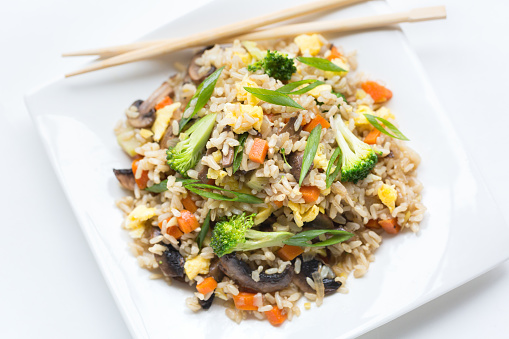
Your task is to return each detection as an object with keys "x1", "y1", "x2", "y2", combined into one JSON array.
[
  {"x1": 64, "y1": 0, "x2": 367, "y2": 77},
  {"x1": 65, "y1": 5, "x2": 446, "y2": 78}
]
